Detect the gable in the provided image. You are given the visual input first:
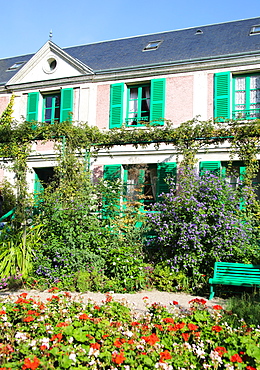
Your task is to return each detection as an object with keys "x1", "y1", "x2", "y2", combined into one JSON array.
[{"x1": 6, "y1": 41, "x2": 93, "y2": 86}]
